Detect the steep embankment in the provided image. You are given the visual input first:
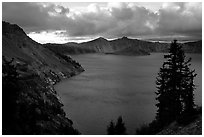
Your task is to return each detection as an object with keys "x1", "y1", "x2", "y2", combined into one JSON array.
[
  {"x1": 2, "y1": 21, "x2": 84, "y2": 134},
  {"x1": 44, "y1": 37, "x2": 201, "y2": 56}
]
